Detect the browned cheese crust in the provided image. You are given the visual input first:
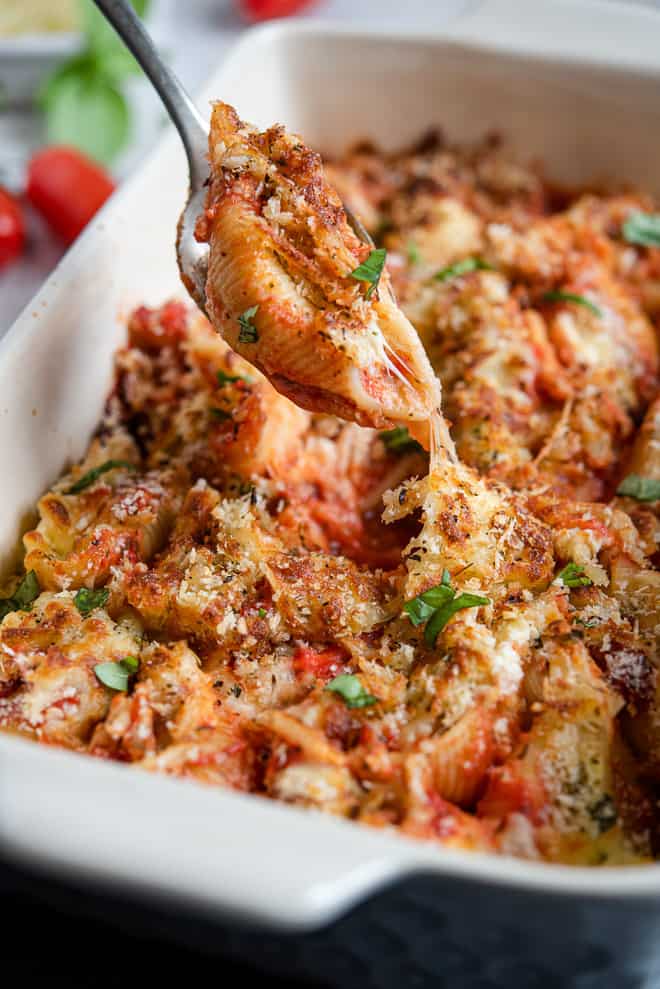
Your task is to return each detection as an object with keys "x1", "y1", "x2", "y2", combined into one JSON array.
[{"x1": 1, "y1": 129, "x2": 659, "y2": 867}]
